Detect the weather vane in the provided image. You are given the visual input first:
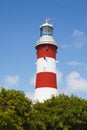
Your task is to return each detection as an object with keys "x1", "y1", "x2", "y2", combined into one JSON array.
[{"x1": 45, "y1": 18, "x2": 50, "y2": 23}]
